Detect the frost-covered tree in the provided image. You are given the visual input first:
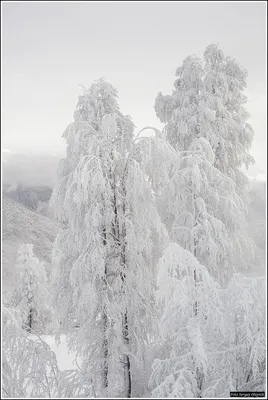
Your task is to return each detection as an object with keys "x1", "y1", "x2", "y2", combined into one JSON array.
[
  {"x1": 219, "y1": 274, "x2": 266, "y2": 393},
  {"x1": 159, "y1": 137, "x2": 247, "y2": 283},
  {"x1": 203, "y1": 44, "x2": 254, "y2": 185},
  {"x1": 148, "y1": 243, "x2": 265, "y2": 398},
  {"x1": 2, "y1": 304, "x2": 93, "y2": 398},
  {"x1": 2, "y1": 304, "x2": 59, "y2": 398},
  {"x1": 150, "y1": 46, "x2": 260, "y2": 398},
  {"x1": 196, "y1": 274, "x2": 266, "y2": 398},
  {"x1": 154, "y1": 45, "x2": 255, "y2": 283},
  {"x1": 155, "y1": 45, "x2": 254, "y2": 187},
  {"x1": 11, "y1": 244, "x2": 49, "y2": 332},
  {"x1": 203, "y1": 44, "x2": 255, "y2": 275},
  {"x1": 51, "y1": 79, "x2": 167, "y2": 397},
  {"x1": 149, "y1": 243, "x2": 226, "y2": 398}
]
